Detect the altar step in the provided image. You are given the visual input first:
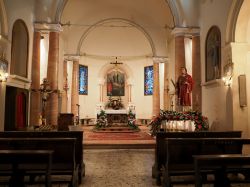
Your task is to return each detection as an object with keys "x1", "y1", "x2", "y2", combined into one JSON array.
[{"x1": 93, "y1": 127, "x2": 139, "y2": 133}]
